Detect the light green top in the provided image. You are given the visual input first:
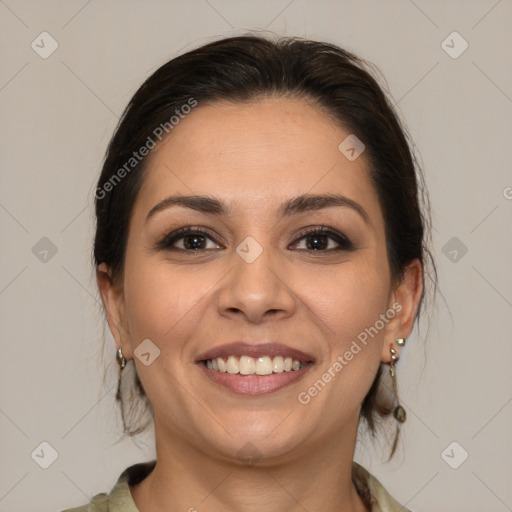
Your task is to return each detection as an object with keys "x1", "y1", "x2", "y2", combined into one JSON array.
[{"x1": 61, "y1": 460, "x2": 412, "y2": 512}]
